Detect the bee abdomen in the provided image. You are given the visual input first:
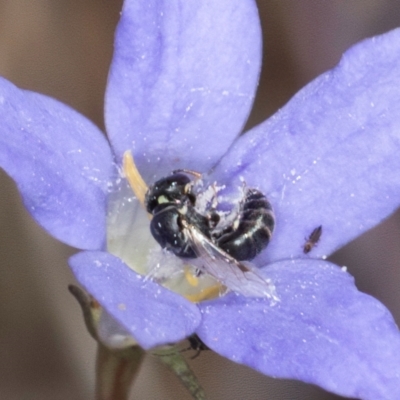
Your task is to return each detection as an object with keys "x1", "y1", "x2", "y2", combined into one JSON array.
[{"x1": 215, "y1": 189, "x2": 275, "y2": 261}]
